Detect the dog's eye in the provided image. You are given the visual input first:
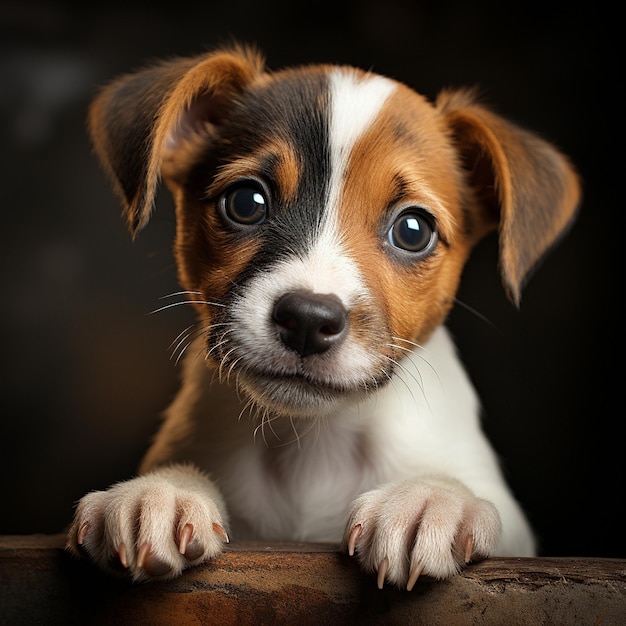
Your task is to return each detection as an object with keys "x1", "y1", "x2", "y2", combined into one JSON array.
[
  {"x1": 221, "y1": 182, "x2": 268, "y2": 226},
  {"x1": 388, "y1": 210, "x2": 436, "y2": 253}
]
